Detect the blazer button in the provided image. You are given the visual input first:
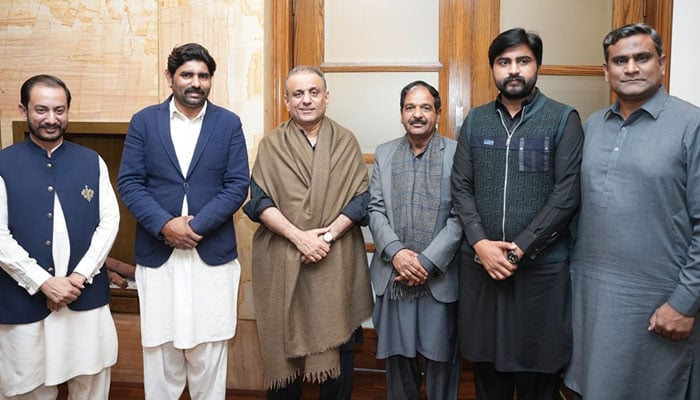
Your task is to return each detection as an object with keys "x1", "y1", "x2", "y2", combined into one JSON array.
[
  {"x1": 47, "y1": 186, "x2": 54, "y2": 192},
  {"x1": 44, "y1": 240, "x2": 52, "y2": 246},
  {"x1": 47, "y1": 212, "x2": 53, "y2": 218},
  {"x1": 47, "y1": 267, "x2": 55, "y2": 273}
]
